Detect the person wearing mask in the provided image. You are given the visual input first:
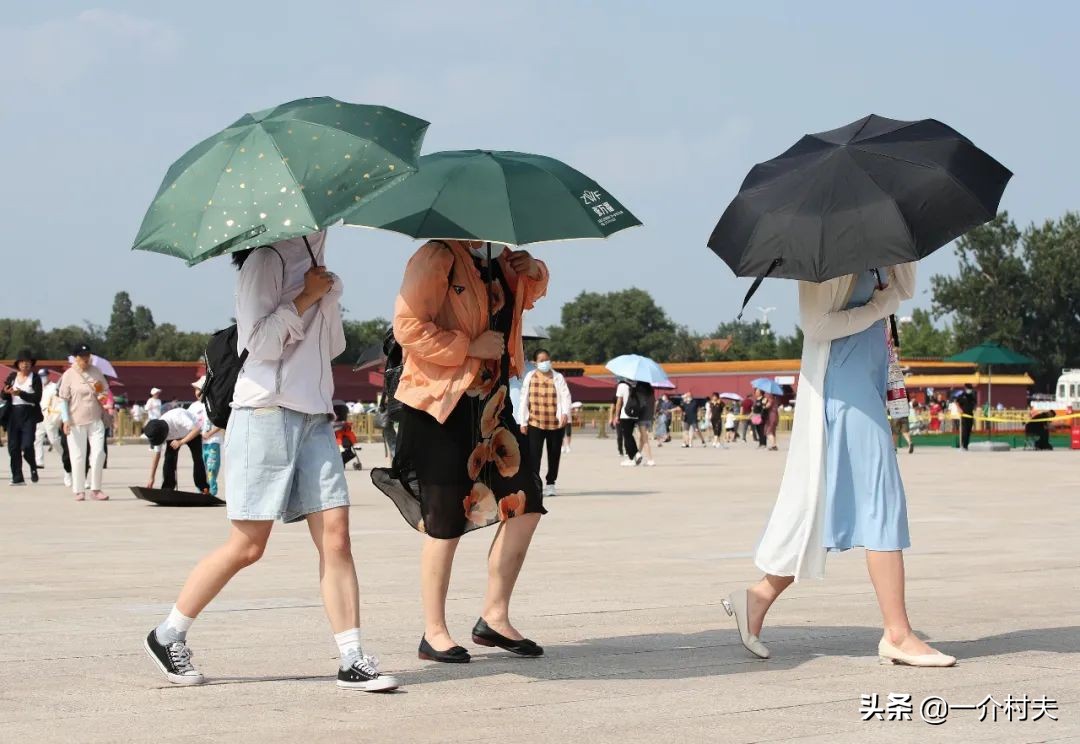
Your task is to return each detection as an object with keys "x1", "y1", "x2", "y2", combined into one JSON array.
[
  {"x1": 679, "y1": 392, "x2": 706, "y2": 448},
  {"x1": 145, "y1": 388, "x2": 163, "y2": 421},
  {"x1": 612, "y1": 378, "x2": 640, "y2": 465},
  {"x1": 763, "y1": 393, "x2": 780, "y2": 451},
  {"x1": 519, "y1": 349, "x2": 572, "y2": 497},
  {"x1": 58, "y1": 344, "x2": 109, "y2": 500},
  {"x1": 144, "y1": 231, "x2": 398, "y2": 692},
  {"x1": 634, "y1": 382, "x2": 656, "y2": 467},
  {"x1": 725, "y1": 263, "x2": 955, "y2": 668},
  {"x1": 739, "y1": 393, "x2": 754, "y2": 443},
  {"x1": 371, "y1": 239, "x2": 549, "y2": 665},
  {"x1": 653, "y1": 393, "x2": 671, "y2": 445},
  {"x1": 709, "y1": 393, "x2": 726, "y2": 448},
  {"x1": 34, "y1": 369, "x2": 62, "y2": 470},
  {"x1": 142, "y1": 407, "x2": 209, "y2": 493},
  {"x1": 3, "y1": 350, "x2": 43, "y2": 485},
  {"x1": 955, "y1": 383, "x2": 977, "y2": 451}
]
